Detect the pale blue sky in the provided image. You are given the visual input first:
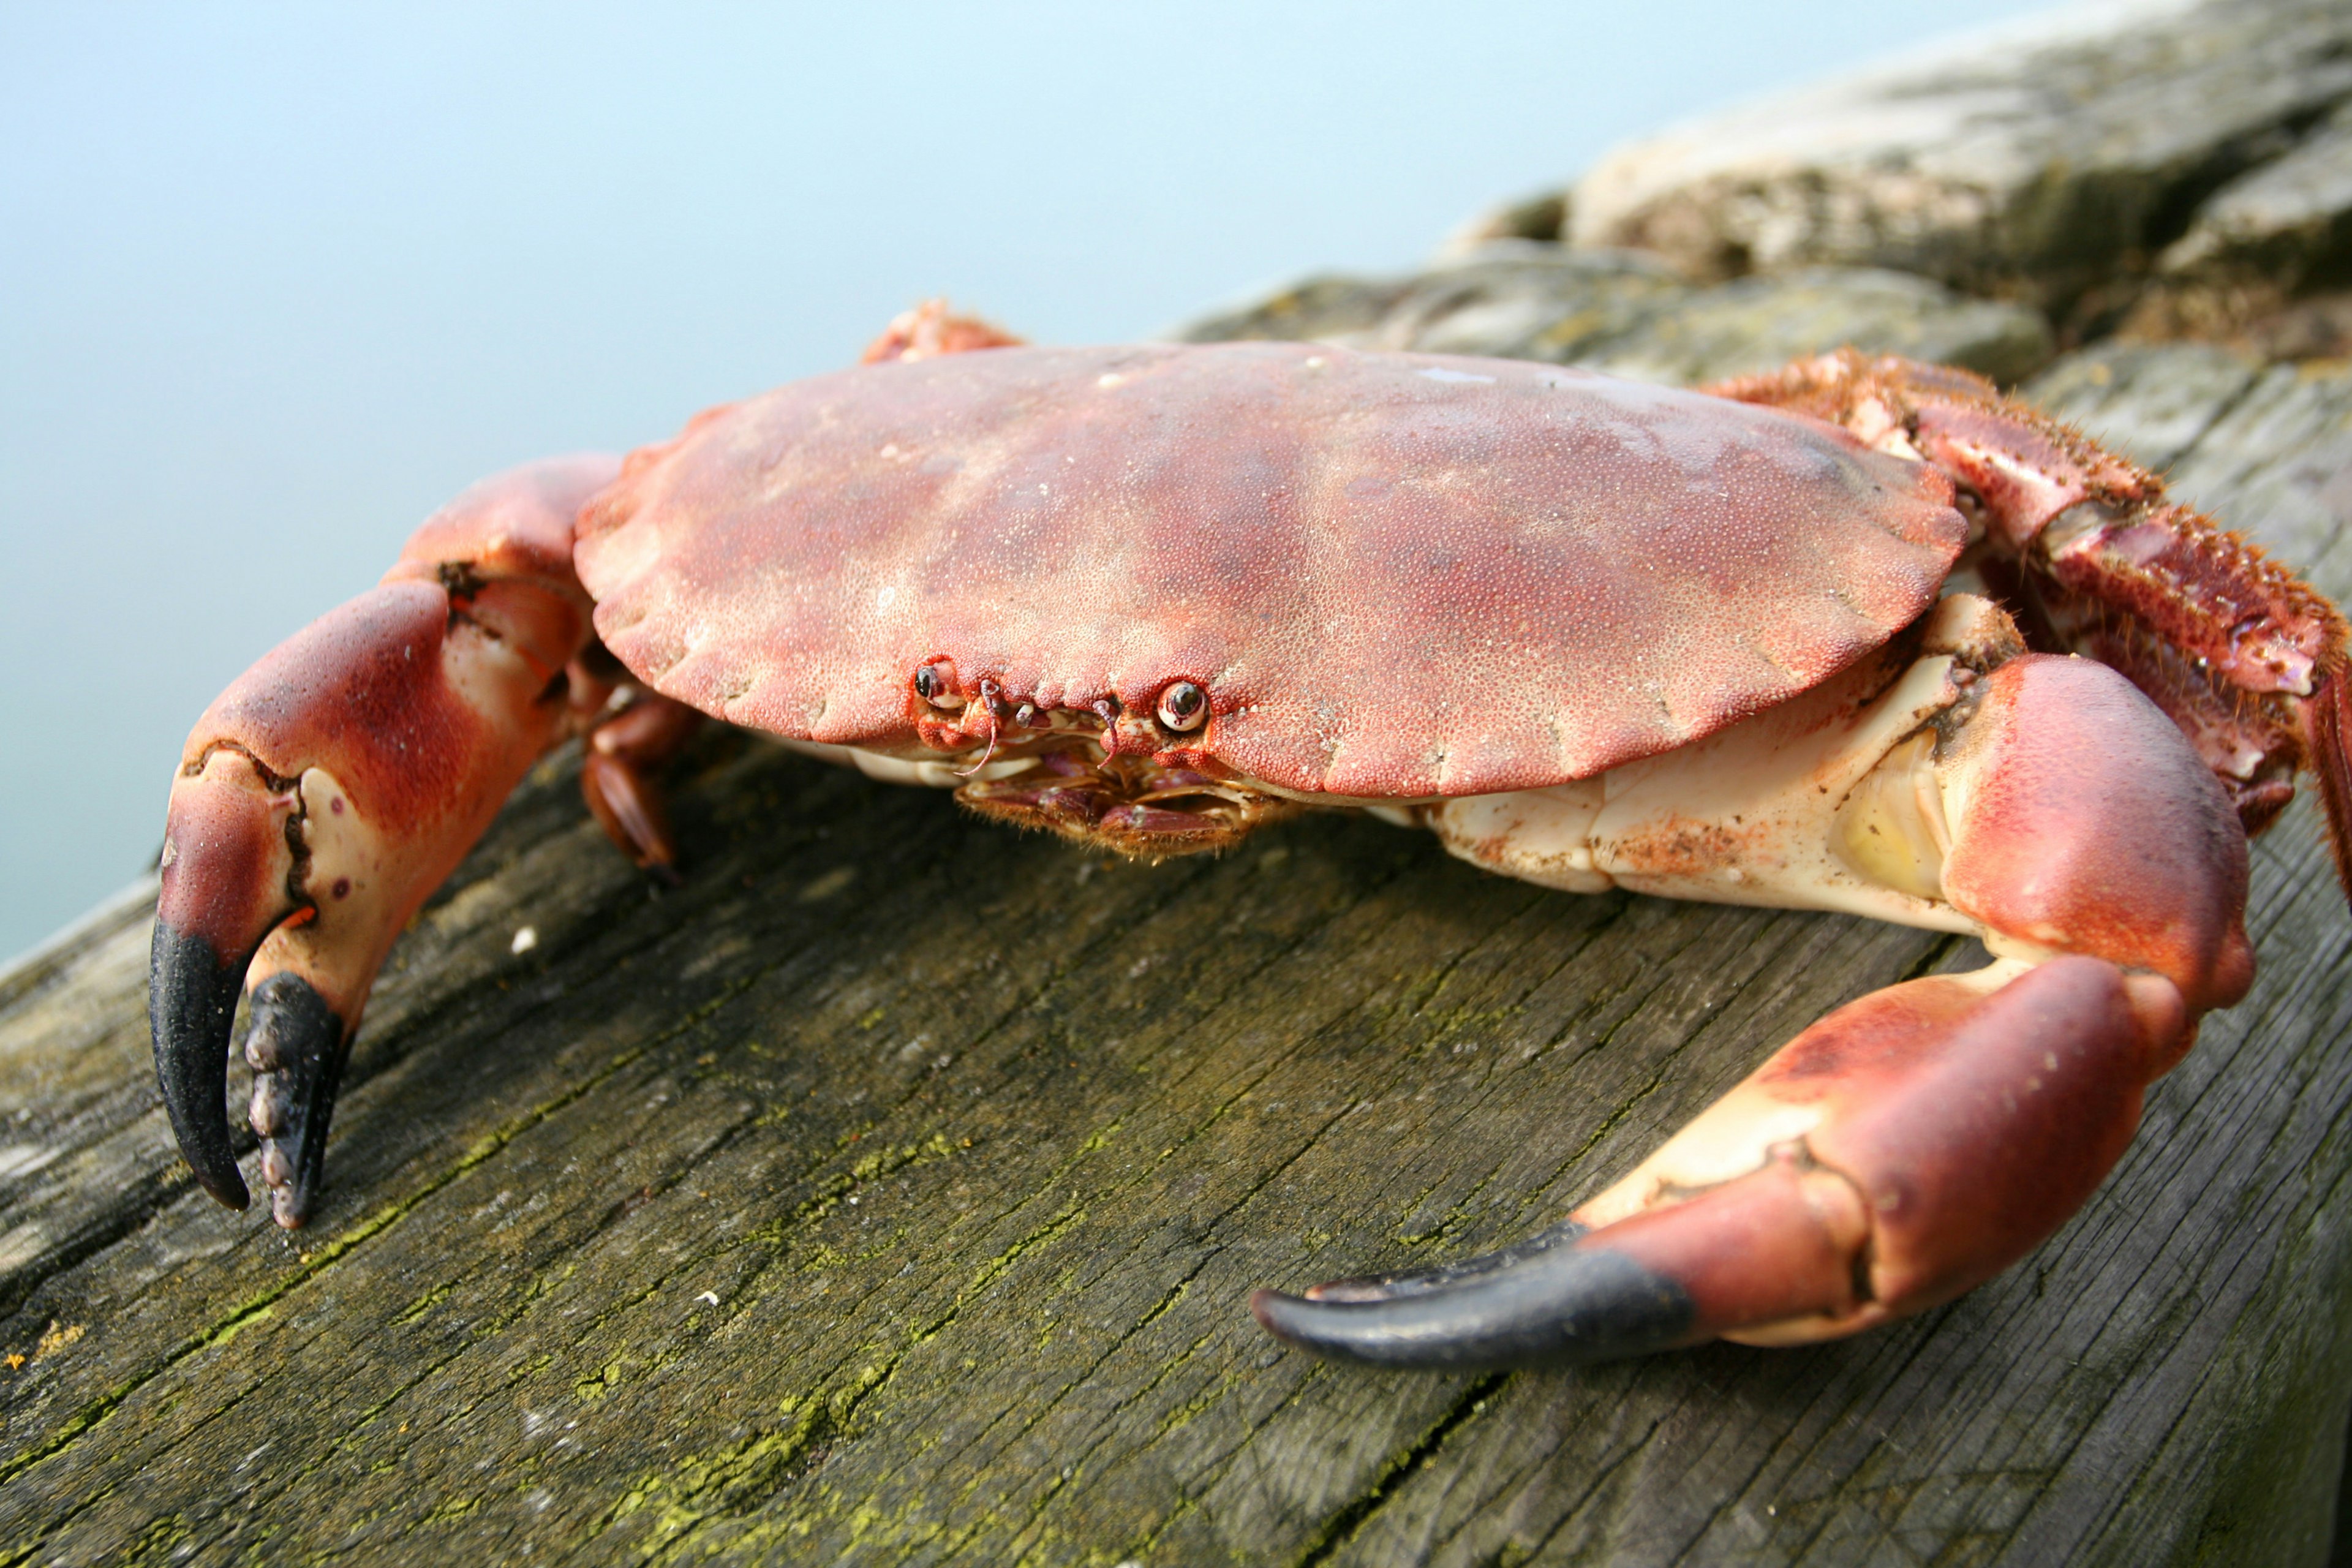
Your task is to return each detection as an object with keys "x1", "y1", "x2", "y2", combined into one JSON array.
[{"x1": 0, "y1": 1, "x2": 2060, "y2": 960}]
